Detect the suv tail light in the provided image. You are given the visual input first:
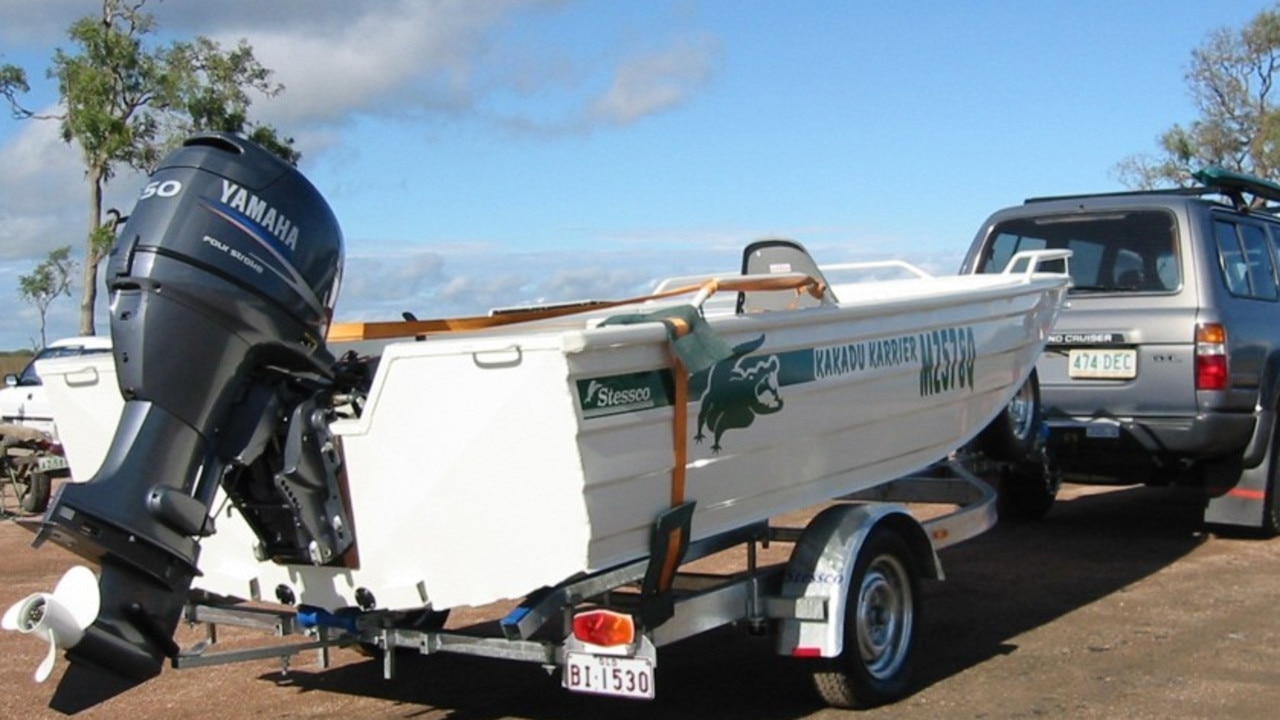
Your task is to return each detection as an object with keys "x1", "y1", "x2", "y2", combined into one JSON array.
[{"x1": 1195, "y1": 323, "x2": 1228, "y2": 390}]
